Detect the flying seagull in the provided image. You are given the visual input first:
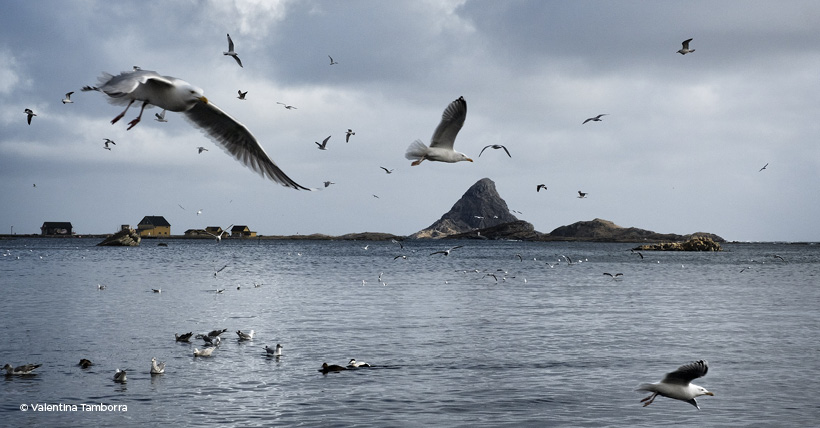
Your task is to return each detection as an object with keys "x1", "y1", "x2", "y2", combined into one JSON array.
[
  {"x1": 323, "y1": 181, "x2": 335, "y2": 187},
  {"x1": 103, "y1": 138, "x2": 116, "y2": 150},
  {"x1": 237, "y1": 90, "x2": 247, "y2": 100},
  {"x1": 406, "y1": 96, "x2": 472, "y2": 165},
  {"x1": 582, "y1": 114, "x2": 608, "y2": 124},
  {"x1": 197, "y1": 146, "x2": 208, "y2": 154},
  {"x1": 62, "y1": 91, "x2": 75, "y2": 104},
  {"x1": 430, "y1": 245, "x2": 463, "y2": 256},
  {"x1": 154, "y1": 109, "x2": 168, "y2": 122},
  {"x1": 380, "y1": 167, "x2": 394, "y2": 174},
  {"x1": 637, "y1": 360, "x2": 713, "y2": 409},
  {"x1": 82, "y1": 69, "x2": 313, "y2": 189},
  {"x1": 578, "y1": 191, "x2": 588, "y2": 198},
  {"x1": 677, "y1": 38, "x2": 695, "y2": 55},
  {"x1": 316, "y1": 136, "x2": 330, "y2": 150},
  {"x1": 277, "y1": 102, "x2": 297, "y2": 110},
  {"x1": 328, "y1": 55, "x2": 338, "y2": 65},
  {"x1": 223, "y1": 34, "x2": 243, "y2": 67},
  {"x1": 537, "y1": 184, "x2": 547, "y2": 192},
  {"x1": 479, "y1": 144, "x2": 511, "y2": 157},
  {"x1": 758, "y1": 163, "x2": 768, "y2": 172},
  {"x1": 603, "y1": 272, "x2": 624, "y2": 278},
  {"x1": 24, "y1": 108, "x2": 36, "y2": 125},
  {"x1": 345, "y1": 129, "x2": 355, "y2": 142}
]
